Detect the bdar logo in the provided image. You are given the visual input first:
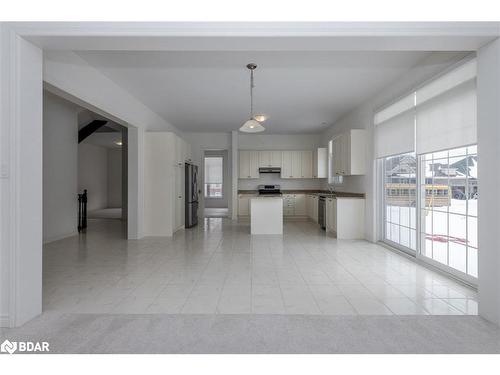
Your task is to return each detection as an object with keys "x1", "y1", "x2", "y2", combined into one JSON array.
[
  {"x1": 0, "y1": 339, "x2": 49, "y2": 354},
  {"x1": 1, "y1": 339, "x2": 17, "y2": 354}
]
